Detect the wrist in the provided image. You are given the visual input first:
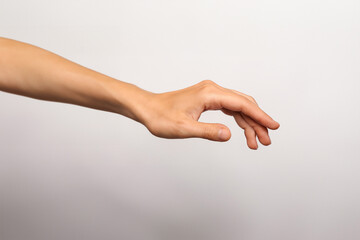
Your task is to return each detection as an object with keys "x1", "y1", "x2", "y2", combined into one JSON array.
[{"x1": 107, "y1": 79, "x2": 156, "y2": 125}]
